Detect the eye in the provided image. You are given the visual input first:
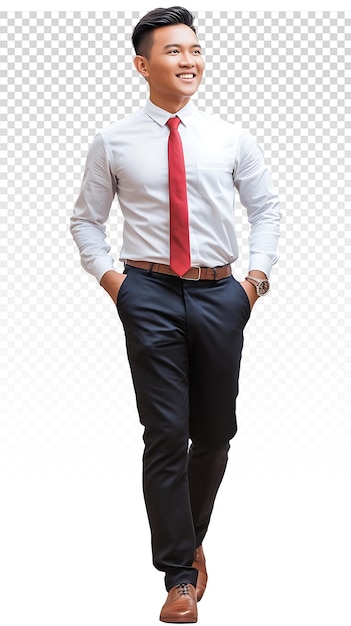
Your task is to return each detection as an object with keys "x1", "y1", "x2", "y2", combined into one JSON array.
[
  {"x1": 168, "y1": 49, "x2": 179, "y2": 54},
  {"x1": 193, "y1": 49, "x2": 202, "y2": 54}
]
